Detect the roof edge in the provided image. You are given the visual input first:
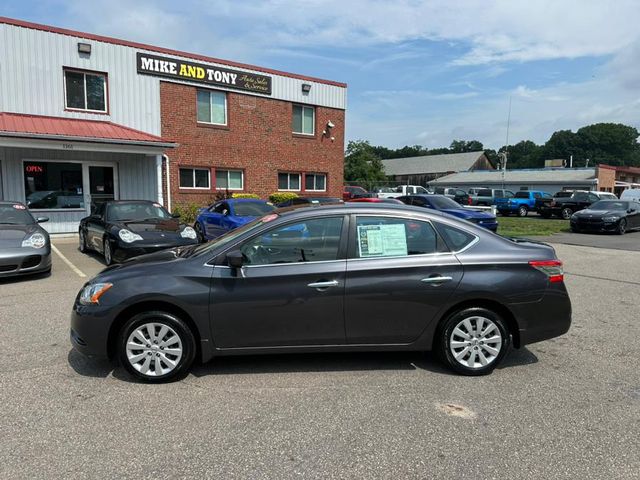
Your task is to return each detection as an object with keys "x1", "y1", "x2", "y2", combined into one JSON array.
[
  {"x1": 0, "y1": 16, "x2": 347, "y2": 89},
  {"x1": 0, "y1": 130, "x2": 177, "y2": 148}
]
